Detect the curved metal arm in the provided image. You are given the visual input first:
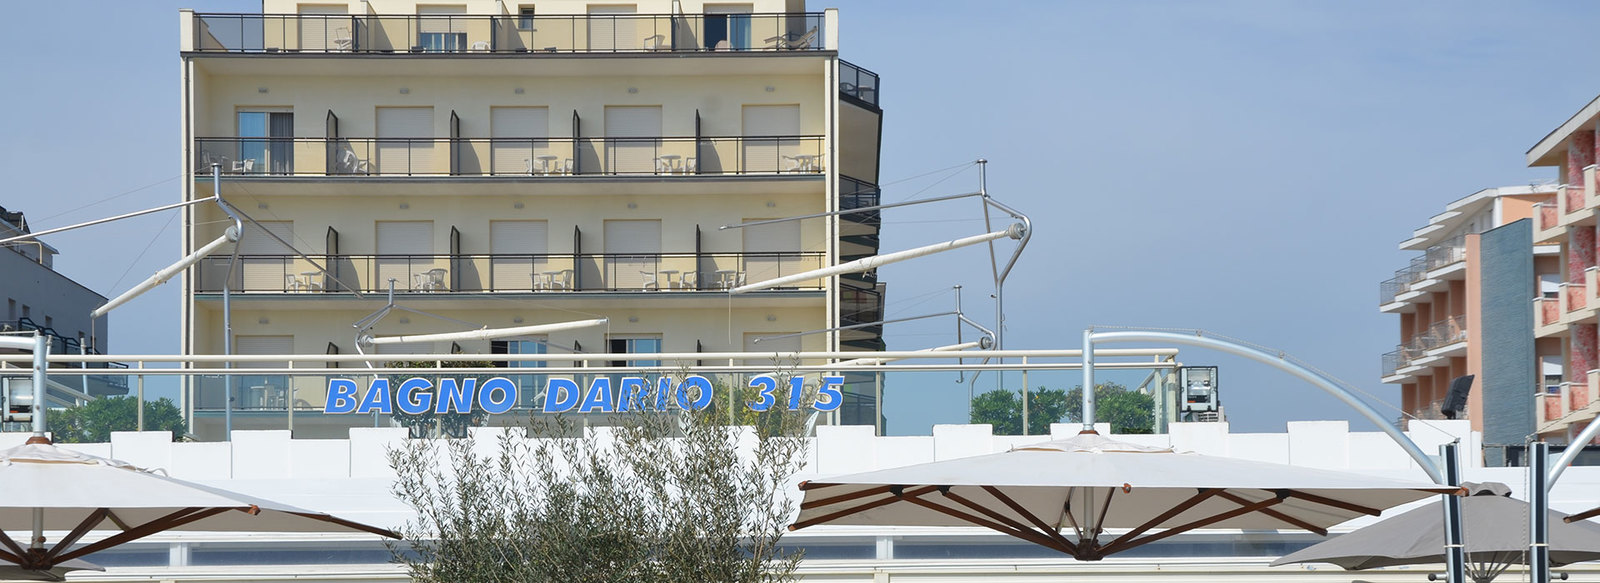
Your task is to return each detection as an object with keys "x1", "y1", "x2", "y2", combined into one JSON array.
[
  {"x1": 1550, "y1": 414, "x2": 1600, "y2": 484},
  {"x1": 1087, "y1": 329, "x2": 1445, "y2": 484}
]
